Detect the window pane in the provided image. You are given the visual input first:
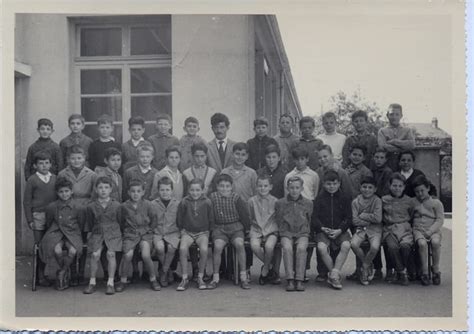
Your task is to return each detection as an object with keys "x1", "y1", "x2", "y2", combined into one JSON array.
[
  {"x1": 131, "y1": 26, "x2": 171, "y2": 55},
  {"x1": 131, "y1": 95, "x2": 171, "y2": 121},
  {"x1": 80, "y1": 28, "x2": 122, "y2": 56},
  {"x1": 84, "y1": 124, "x2": 123, "y2": 144},
  {"x1": 131, "y1": 68, "x2": 171, "y2": 93},
  {"x1": 81, "y1": 69, "x2": 122, "y2": 94},
  {"x1": 81, "y1": 97, "x2": 122, "y2": 122}
]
